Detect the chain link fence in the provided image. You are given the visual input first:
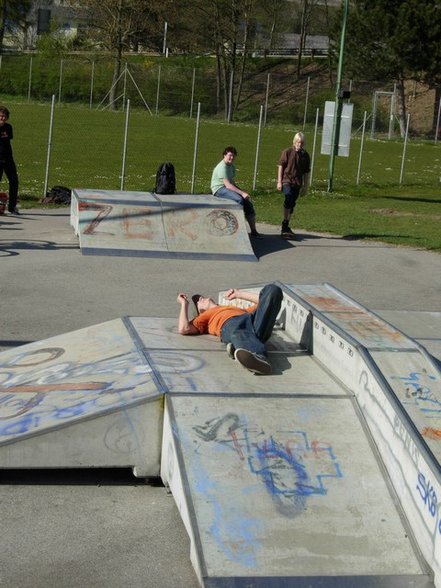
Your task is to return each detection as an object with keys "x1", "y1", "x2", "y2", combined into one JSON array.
[{"x1": 0, "y1": 54, "x2": 440, "y2": 199}]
